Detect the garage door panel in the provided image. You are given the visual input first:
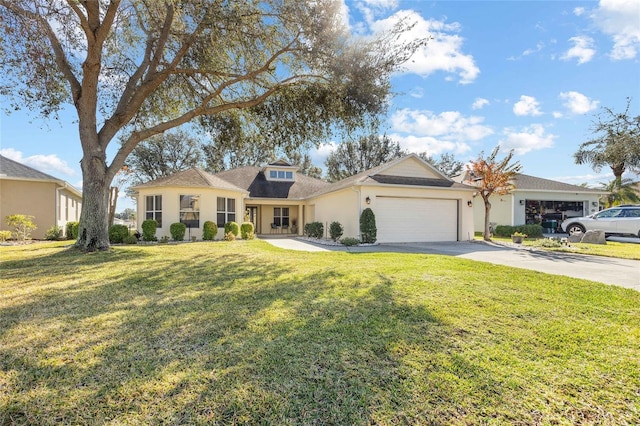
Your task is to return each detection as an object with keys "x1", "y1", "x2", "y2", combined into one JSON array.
[{"x1": 375, "y1": 198, "x2": 458, "y2": 243}]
